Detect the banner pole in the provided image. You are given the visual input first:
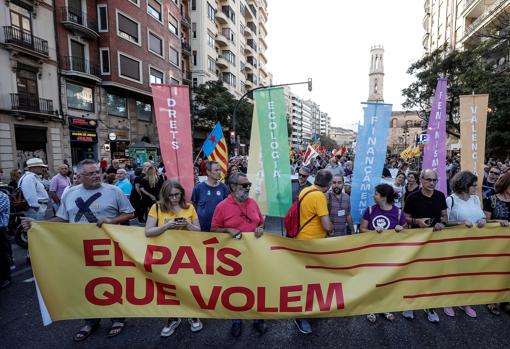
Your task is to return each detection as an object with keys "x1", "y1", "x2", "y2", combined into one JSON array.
[{"x1": 193, "y1": 148, "x2": 204, "y2": 165}]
